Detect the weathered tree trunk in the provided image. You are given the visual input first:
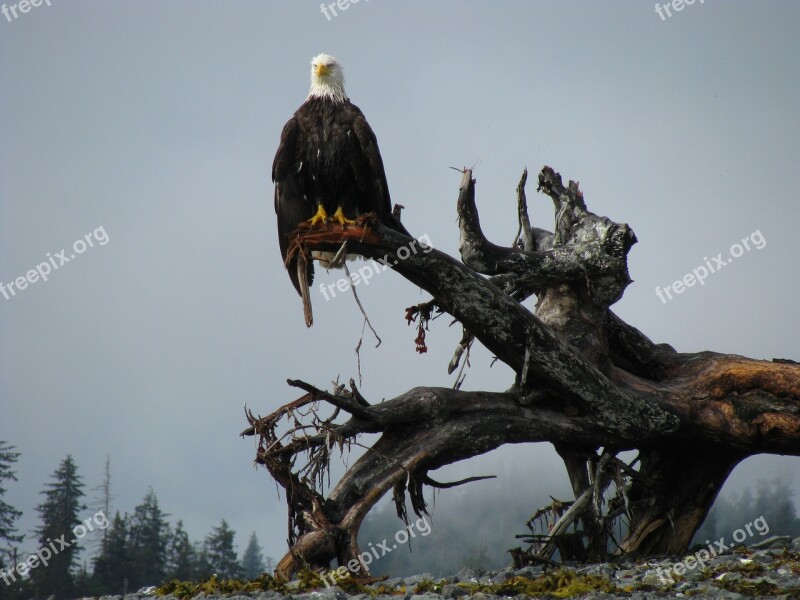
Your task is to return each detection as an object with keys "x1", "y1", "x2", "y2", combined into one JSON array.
[
  {"x1": 245, "y1": 166, "x2": 800, "y2": 580},
  {"x1": 621, "y1": 446, "x2": 742, "y2": 555}
]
